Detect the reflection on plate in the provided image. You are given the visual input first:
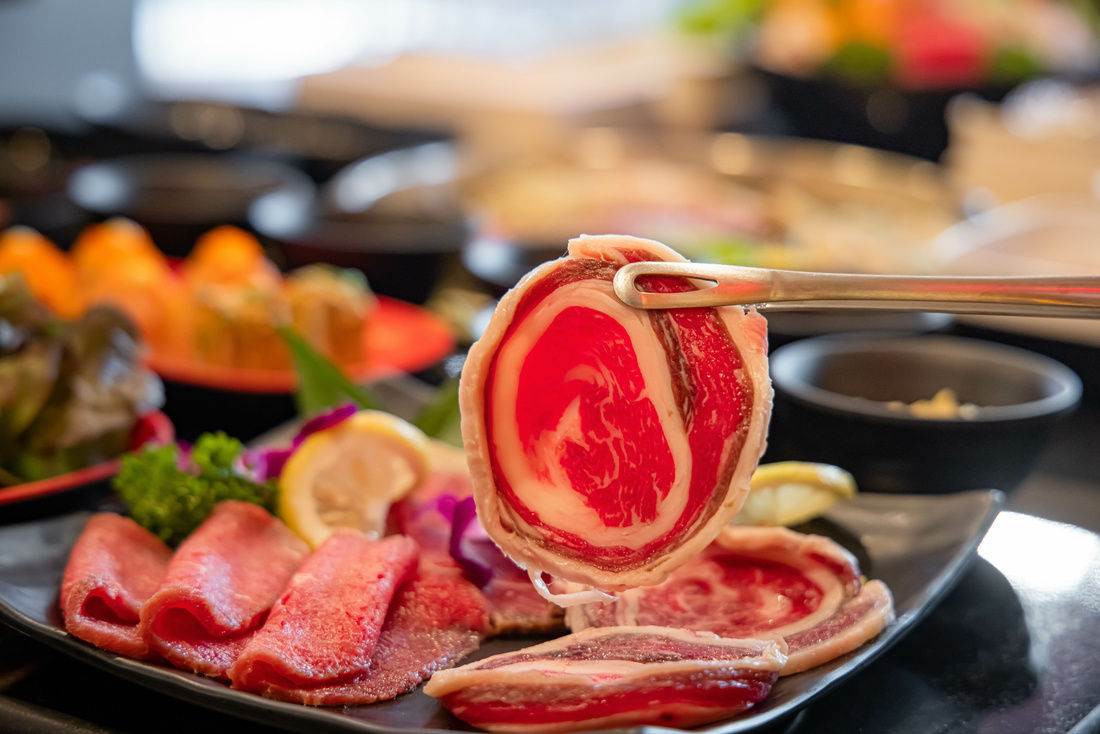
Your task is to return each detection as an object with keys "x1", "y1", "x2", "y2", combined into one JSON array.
[
  {"x1": 0, "y1": 490, "x2": 1001, "y2": 733},
  {"x1": 0, "y1": 412, "x2": 174, "y2": 506},
  {"x1": 937, "y1": 194, "x2": 1100, "y2": 346},
  {"x1": 147, "y1": 297, "x2": 455, "y2": 394}
]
